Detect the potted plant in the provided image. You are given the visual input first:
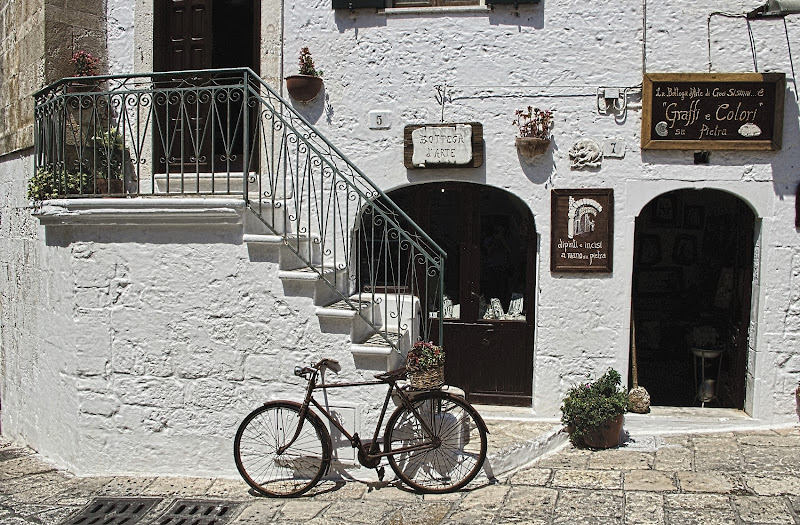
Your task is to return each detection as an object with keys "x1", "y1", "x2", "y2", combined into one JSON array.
[
  {"x1": 560, "y1": 368, "x2": 629, "y2": 449},
  {"x1": 27, "y1": 167, "x2": 94, "y2": 203},
  {"x1": 285, "y1": 47, "x2": 324, "y2": 103},
  {"x1": 406, "y1": 341, "x2": 445, "y2": 390},
  {"x1": 513, "y1": 106, "x2": 553, "y2": 158},
  {"x1": 91, "y1": 128, "x2": 128, "y2": 194},
  {"x1": 68, "y1": 51, "x2": 102, "y2": 92}
]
